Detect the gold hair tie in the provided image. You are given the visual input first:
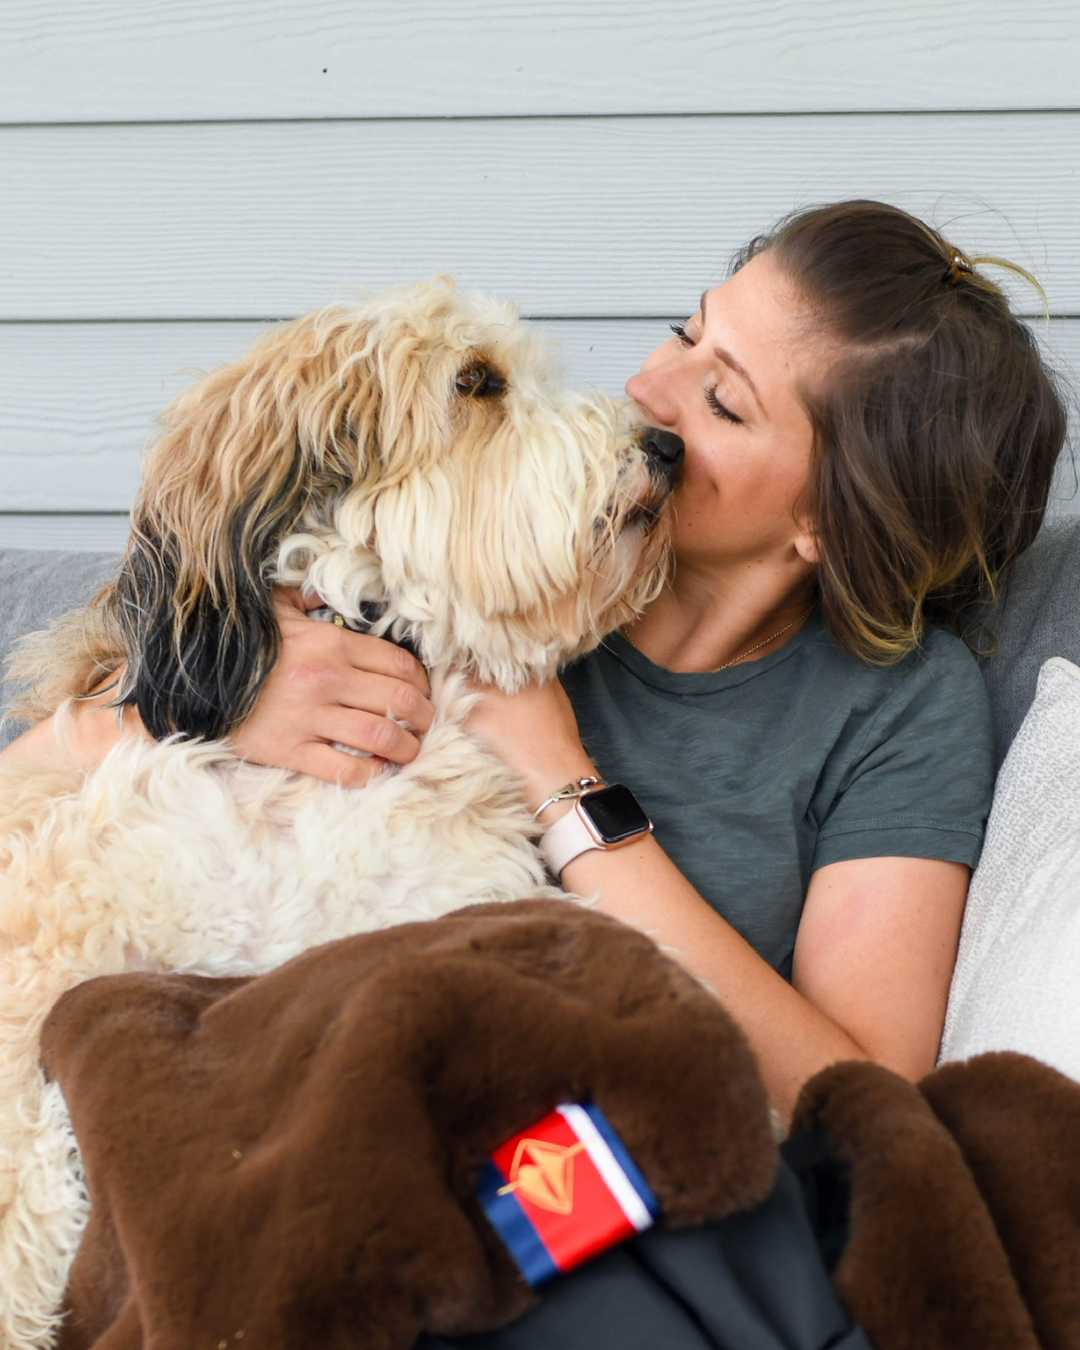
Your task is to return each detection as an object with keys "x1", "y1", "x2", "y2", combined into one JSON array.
[{"x1": 946, "y1": 250, "x2": 974, "y2": 286}]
